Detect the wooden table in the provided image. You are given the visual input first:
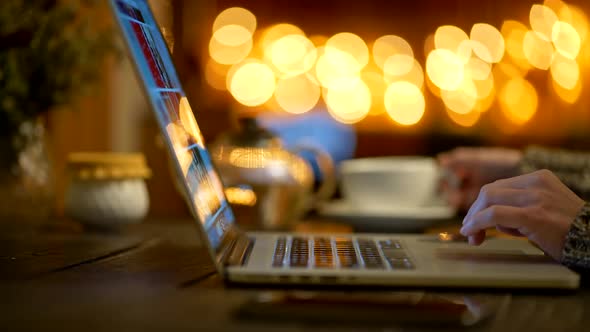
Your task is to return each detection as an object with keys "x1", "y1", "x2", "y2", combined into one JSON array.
[{"x1": 1, "y1": 219, "x2": 589, "y2": 331}]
